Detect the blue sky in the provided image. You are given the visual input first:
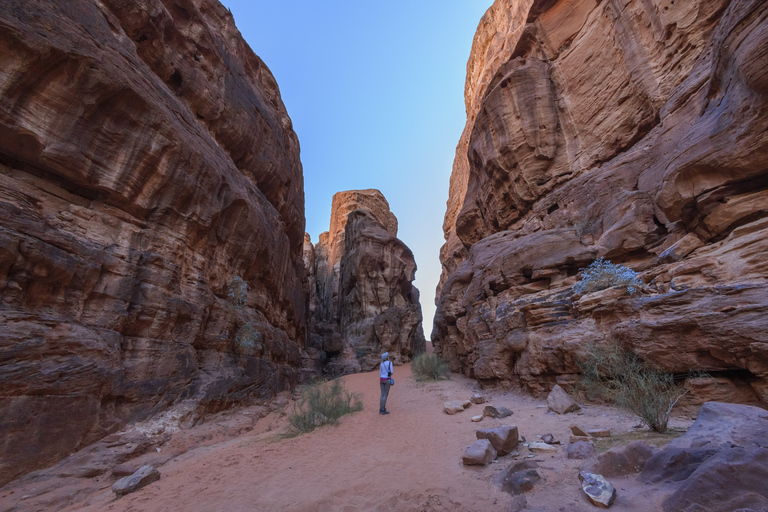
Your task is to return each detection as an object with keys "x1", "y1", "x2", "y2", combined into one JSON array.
[{"x1": 220, "y1": 1, "x2": 491, "y2": 337}]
